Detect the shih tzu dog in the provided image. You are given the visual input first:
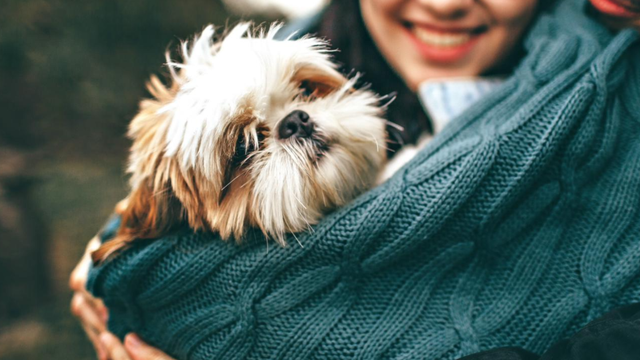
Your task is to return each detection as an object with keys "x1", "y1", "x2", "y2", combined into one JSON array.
[{"x1": 92, "y1": 23, "x2": 387, "y2": 262}]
